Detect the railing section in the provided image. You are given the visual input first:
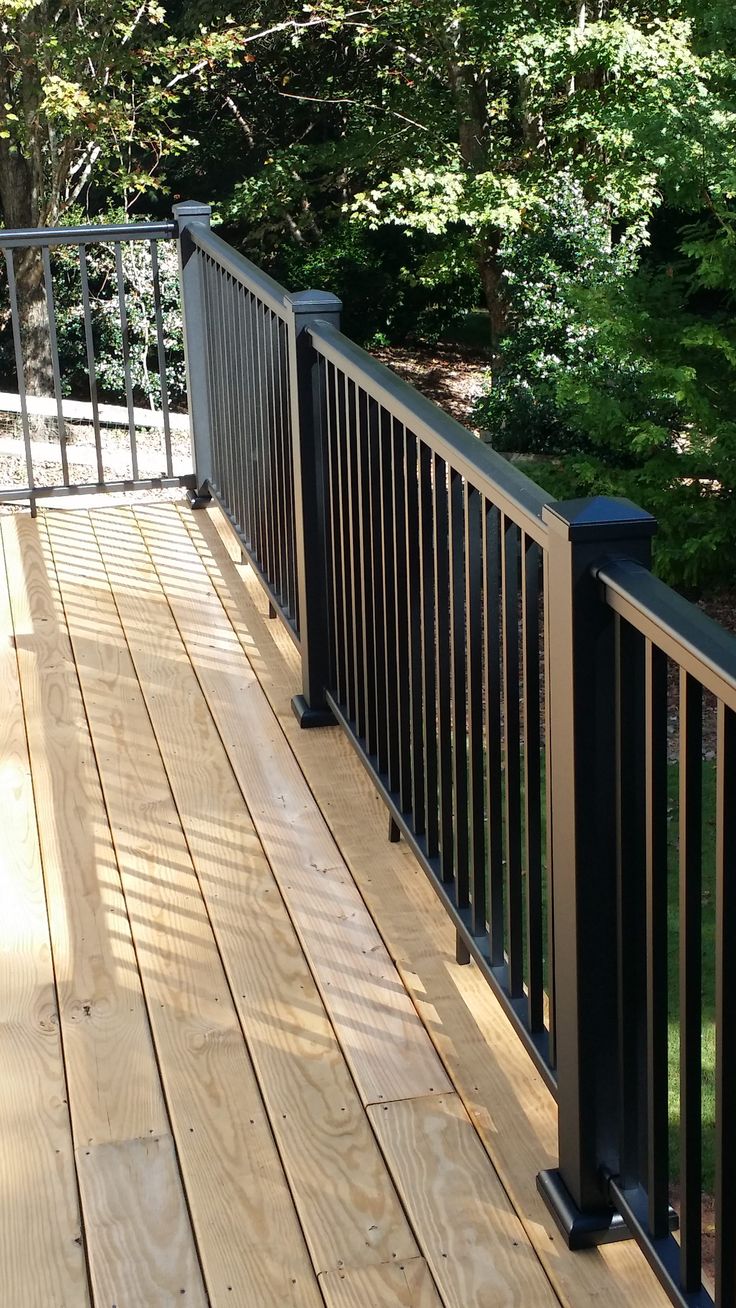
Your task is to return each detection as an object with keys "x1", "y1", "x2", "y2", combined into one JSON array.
[
  {"x1": 171, "y1": 206, "x2": 736, "y2": 1308},
  {"x1": 309, "y1": 320, "x2": 556, "y2": 1084},
  {"x1": 0, "y1": 220, "x2": 190, "y2": 504},
  {"x1": 596, "y1": 561, "x2": 736, "y2": 1308}
]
